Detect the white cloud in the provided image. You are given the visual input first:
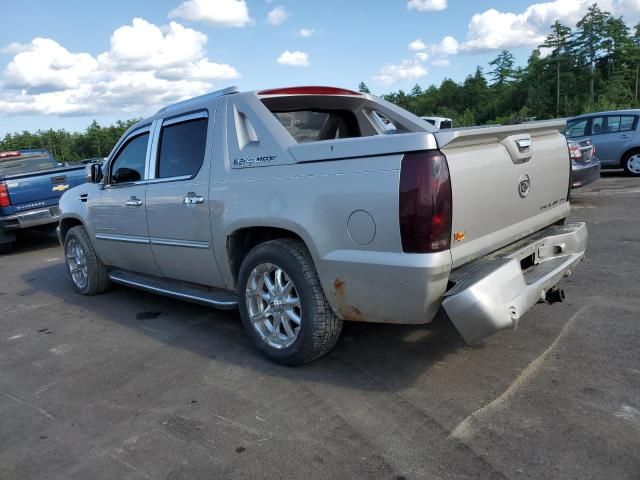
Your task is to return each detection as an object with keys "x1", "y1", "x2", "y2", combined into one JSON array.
[
  {"x1": 407, "y1": 0, "x2": 447, "y2": 12},
  {"x1": 267, "y1": 6, "x2": 290, "y2": 26},
  {"x1": 448, "y1": 0, "x2": 638, "y2": 54},
  {"x1": 298, "y1": 28, "x2": 316, "y2": 37},
  {"x1": 431, "y1": 58, "x2": 450, "y2": 67},
  {"x1": 169, "y1": 0, "x2": 253, "y2": 27},
  {"x1": 4, "y1": 38, "x2": 98, "y2": 92},
  {"x1": 0, "y1": 18, "x2": 240, "y2": 116},
  {"x1": 374, "y1": 59, "x2": 427, "y2": 86},
  {"x1": 408, "y1": 39, "x2": 427, "y2": 51},
  {"x1": 415, "y1": 52, "x2": 429, "y2": 61},
  {"x1": 435, "y1": 35, "x2": 459, "y2": 55},
  {"x1": 277, "y1": 50, "x2": 310, "y2": 67}
]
